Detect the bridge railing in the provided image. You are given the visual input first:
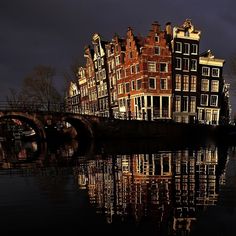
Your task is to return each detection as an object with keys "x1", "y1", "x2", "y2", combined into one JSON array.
[{"x1": 0, "y1": 101, "x2": 66, "y2": 113}]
